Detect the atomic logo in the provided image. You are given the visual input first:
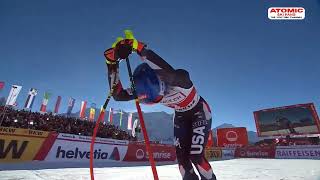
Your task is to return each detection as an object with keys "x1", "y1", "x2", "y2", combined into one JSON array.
[
  {"x1": 226, "y1": 130, "x2": 238, "y2": 142},
  {"x1": 268, "y1": 7, "x2": 305, "y2": 20}
]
